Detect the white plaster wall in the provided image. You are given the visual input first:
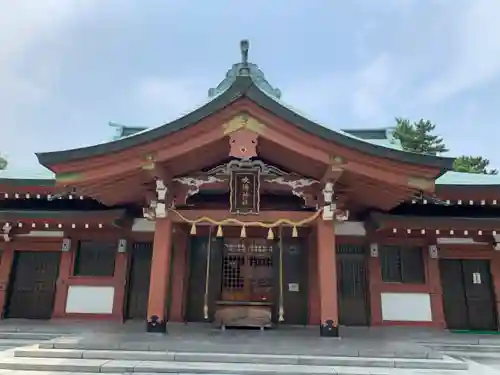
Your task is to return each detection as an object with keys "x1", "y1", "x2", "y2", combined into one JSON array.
[
  {"x1": 380, "y1": 292, "x2": 432, "y2": 322},
  {"x1": 335, "y1": 221, "x2": 366, "y2": 236},
  {"x1": 437, "y1": 237, "x2": 487, "y2": 245},
  {"x1": 17, "y1": 231, "x2": 65, "y2": 237},
  {"x1": 65, "y1": 286, "x2": 115, "y2": 314},
  {"x1": 132, "y1": 219, "x2": 155, "y2": 232}
]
